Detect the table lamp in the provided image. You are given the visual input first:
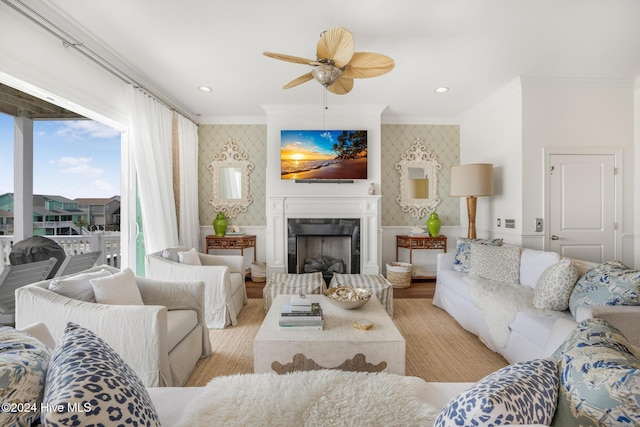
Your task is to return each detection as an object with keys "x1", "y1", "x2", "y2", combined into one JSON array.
[{"x1": 449, "y1": 164, "x2": 494, "y2": 239}]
